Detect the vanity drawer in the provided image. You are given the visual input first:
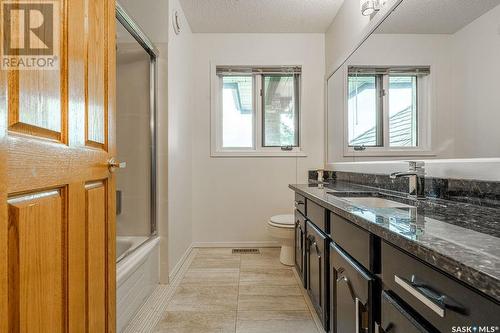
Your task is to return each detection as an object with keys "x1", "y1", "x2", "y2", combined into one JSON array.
[
  {"x1": 306, "y1": 199, "x2": 327, "y2": 233},
  {"x1": 295, "y1": 193, "x2": 306, "y2": 215},
  {"x1": 381, "y1": 241, "x2": 500, "y2": 332},
  {"x1": 330, "y1": 212, "x2": 373, "y2": 271},
  {"x1": 377, "y1": 291, "x2": 438, "y2": 333}
]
